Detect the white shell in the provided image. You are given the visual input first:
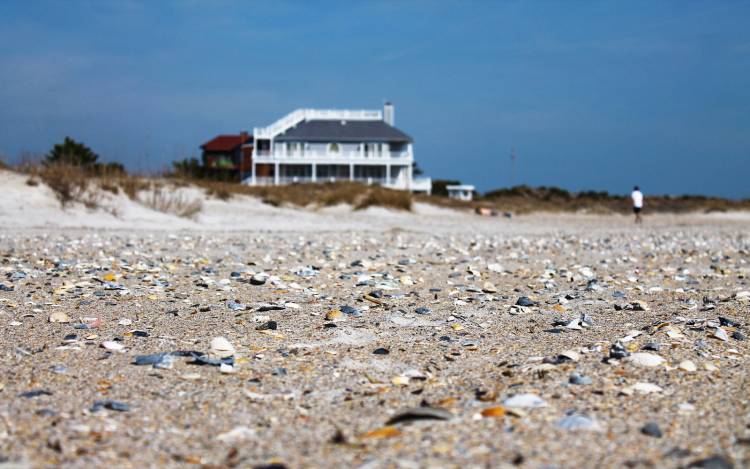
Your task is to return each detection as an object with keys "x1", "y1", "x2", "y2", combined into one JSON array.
[
  {"x1": 209, "y1": 336, "x2": 236, "y2": 358},
  {"x1": 503, "y1": 393, "x2": 548, "y2": 408},
  {"x1": 626, "y1": 352, "x2": 665, "y2": 367}
]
